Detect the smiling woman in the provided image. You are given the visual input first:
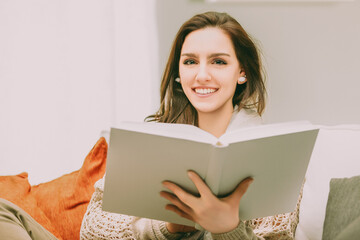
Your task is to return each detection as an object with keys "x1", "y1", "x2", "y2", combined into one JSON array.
[
  {"x1": 80, "y1": 11, "x2": 276, "y2": 240},
  {"x1": 143, "y1": 12, "x2": 267, "y2": 236}
]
